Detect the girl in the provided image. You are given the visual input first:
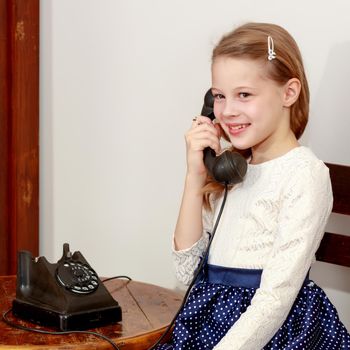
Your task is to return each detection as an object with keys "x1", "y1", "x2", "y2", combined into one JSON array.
[{"x1": 158, "y1": 23, "x2": 350, "y2": 349}]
